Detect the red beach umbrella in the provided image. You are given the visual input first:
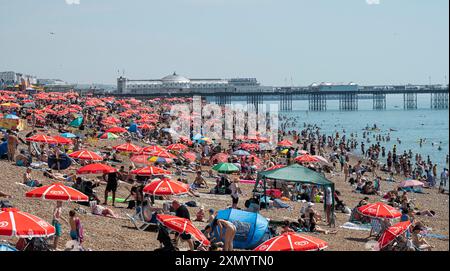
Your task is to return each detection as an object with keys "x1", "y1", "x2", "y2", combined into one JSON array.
[
  {"x1": 69, "y1": 150, "x2": 103, "y2": 161},
  {"x1": 156, "y1": 214, "x2": 210, "y2": 247},
  {"x1": 131, "y1": 166, "x2": 171, "y2": 176},
  {"x1": 254, "y1": 232, "x2": 328, "y2": 251},
  {"x1": 53, "y1": 135, "x2": 73, "y2": 145},
  {"x1": 240, "y1": 143, "x2": 259, "y2": 151},
  {"x1": 77, "y1": 163, "x2": 117, "y2": 175},
  {"x1": 105, "y1": 126, "x2": 127, "y2": 134},
  {"x1": 357, "y1": 202, "x2": 401, "y2": 219},
  {"x1": 143, "y1": 178, "x2": 188, "y2": 196},
  {"x1": 294, "y1": 154, "x2": 320, "y2": 163},
  {"x1": 25, "y1": 183, "x2": 89, "y2": 202},
  {"x1": 0, "y1": 208, "x2": 55, "y2": 238},
  {"x1": 278, "y1": 139, "x2": 293, "y2": 147},
  {"x1": 130, "y1": 155, "x2": 152, "y2": 165},
  {"x1": 183, "y1": 152, "x2": 199, "y2": 162},
  {"x1": 138, "y1": 123, "x2": 154, "y2": 130},
  {"x1": 265, "y1": 164, "x2": 286, "y2": 171},
  {"x1": 113, "y1": 143, "x2": 142, "y2": 153},
  {"x1": 26, "y1": 134, "x2": 57, "y2": 144},
  {"x1": 378, "y1": 221, "x2": 412, "y2": 250},
  {"x1": 148, "y1": 150, "x2": 177, "y2": 159},
  {"x1": 211, "y1": 152, "x2": 229, "y2": 163},
  {"x1": 166, "y1": 143, "x2": 188, "y2": 151},
  {"x1": 140, "y1": 145, "x2": 165, "y2": 155}
]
